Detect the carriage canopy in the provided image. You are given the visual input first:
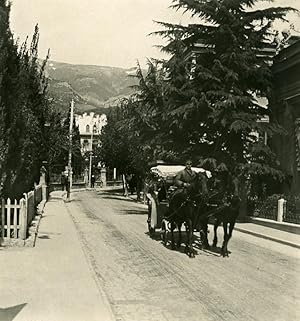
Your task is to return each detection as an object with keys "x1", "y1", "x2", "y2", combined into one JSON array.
[{"x1": 150, "y1": 165, "x2": 212, "y2": 179}]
